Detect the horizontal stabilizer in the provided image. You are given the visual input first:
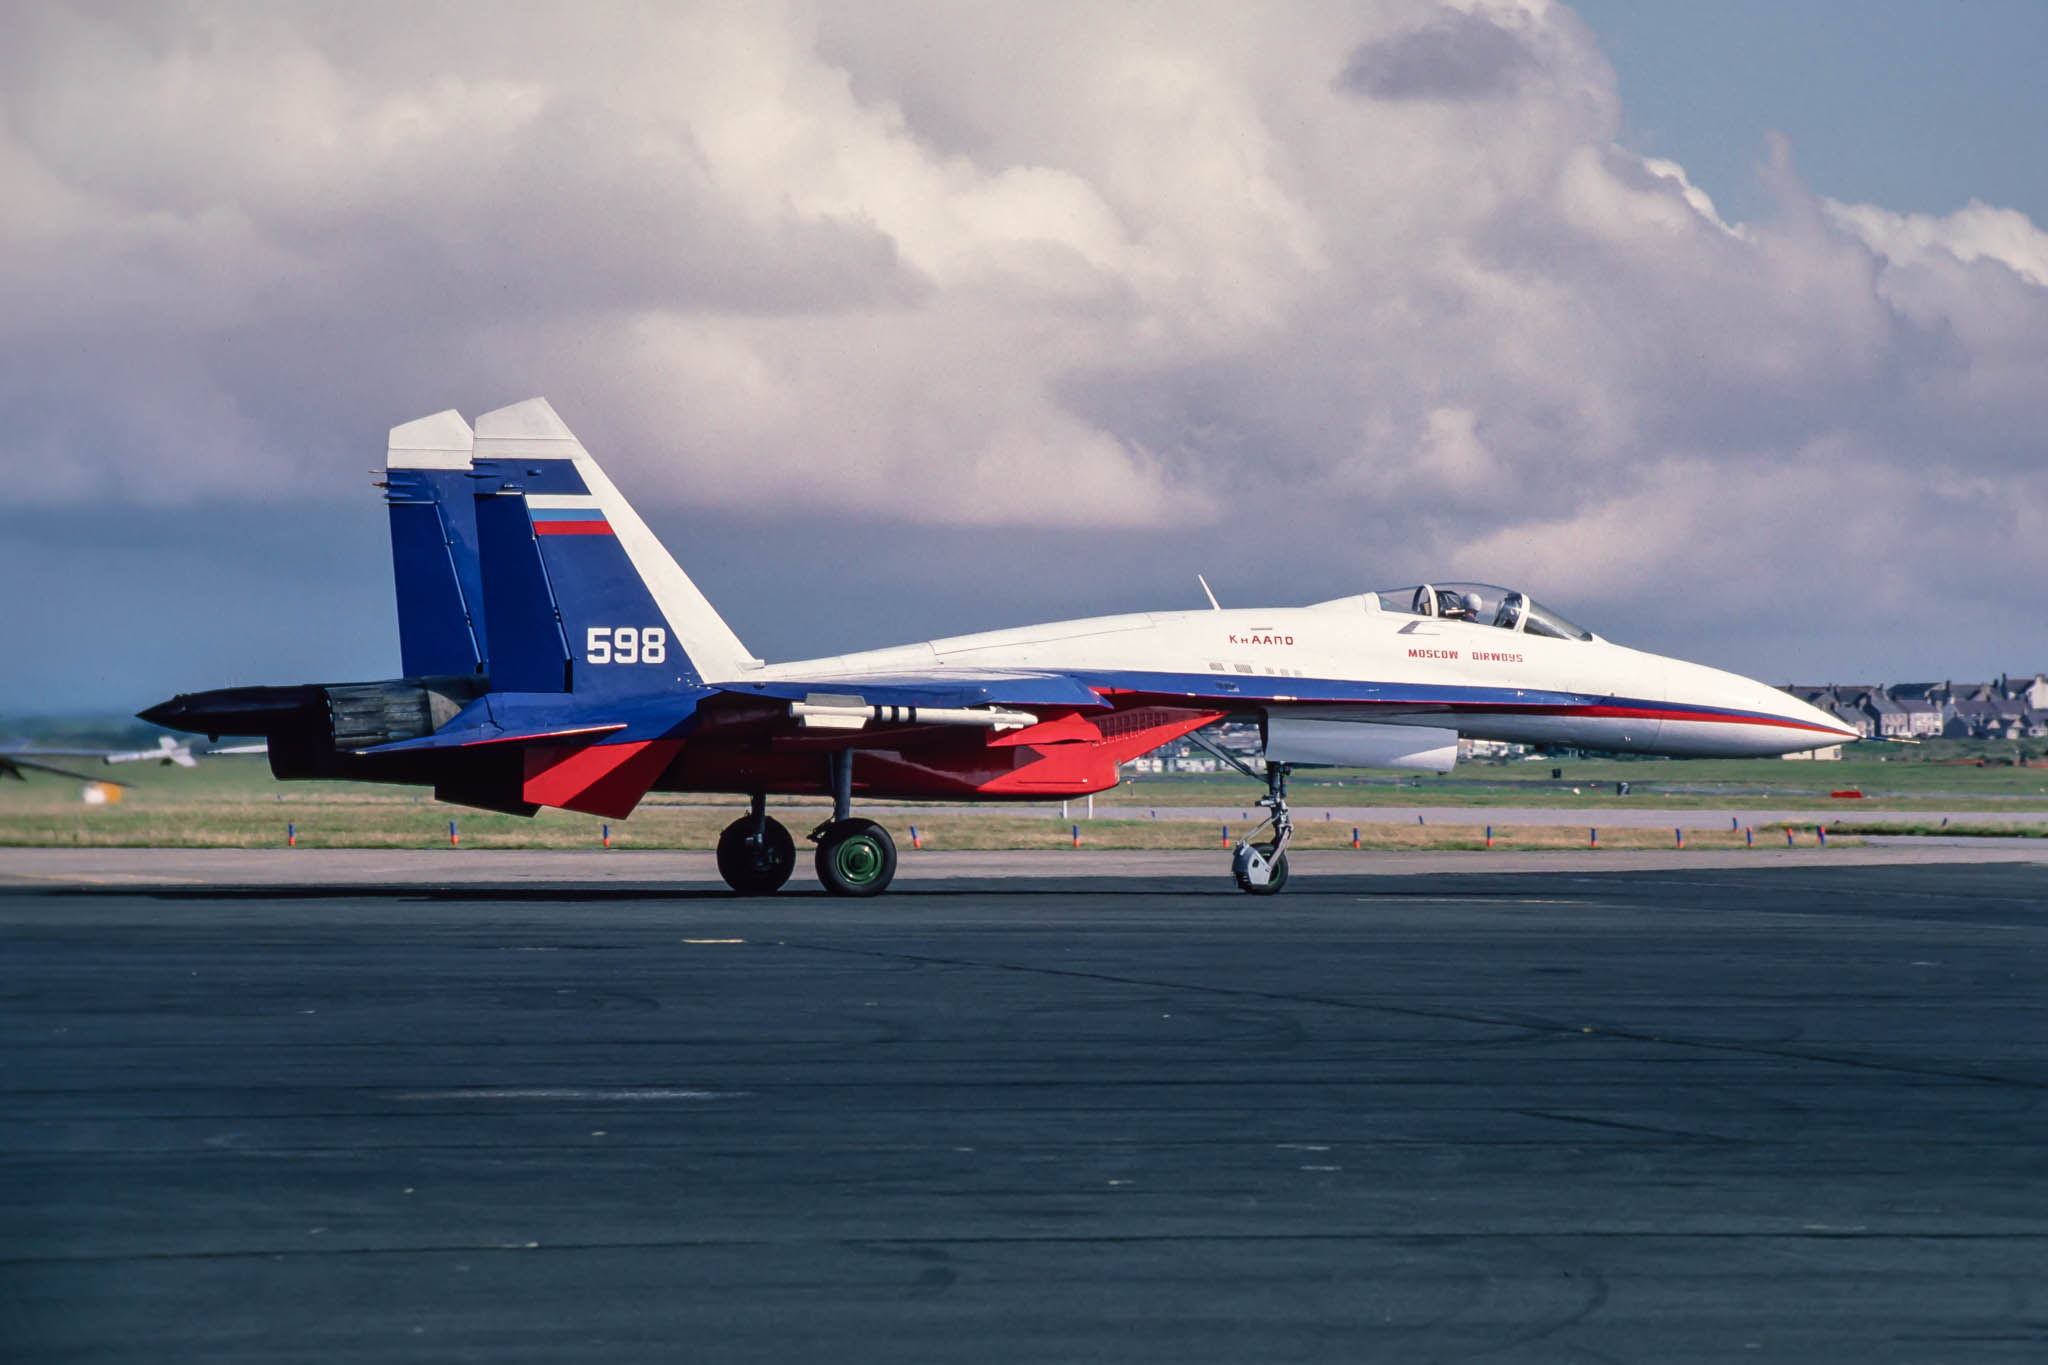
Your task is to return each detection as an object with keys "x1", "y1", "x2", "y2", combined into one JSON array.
[
  {"x1": 521, "y1": 738, "x2": 683, "y2": 819},
  {"x1": 352, "y1": 722, "x2": 626, "y2": 757}
]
